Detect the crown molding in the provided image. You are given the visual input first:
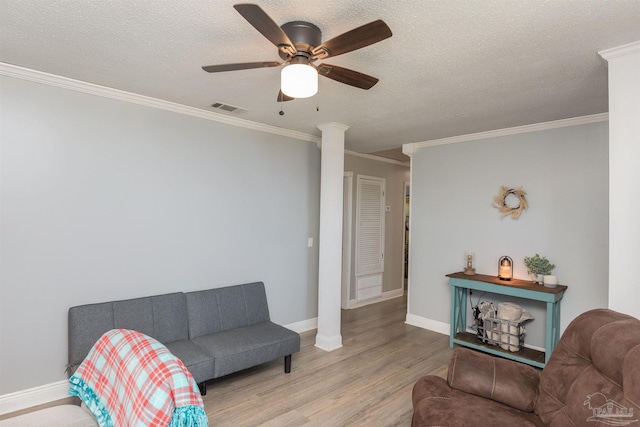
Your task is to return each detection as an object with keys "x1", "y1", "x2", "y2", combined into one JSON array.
[
  {"x1": 0, "y1": 62, "x2": 321, "y2": 145},
  {"x1": 599, "y1": 40, "x2": 640, "y2": 61},
  {"x1": 344, "y1": 150, "x2": 410, "y2": 167},
  {"x1": 403, "y1": 113, "x2": 608, "y2": 153},
  {"x1": 402, "y1": 143, "x2": 416, "y2": 157}
]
